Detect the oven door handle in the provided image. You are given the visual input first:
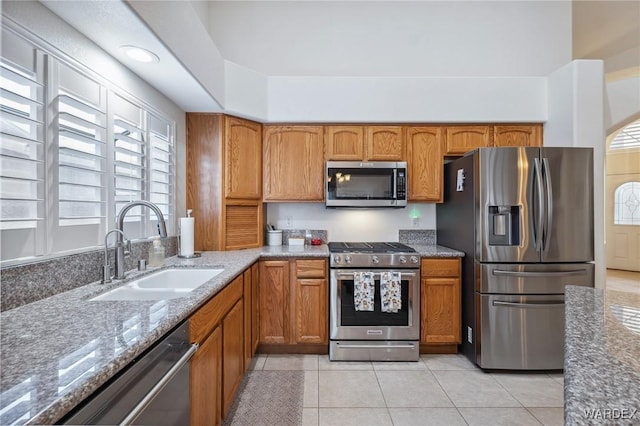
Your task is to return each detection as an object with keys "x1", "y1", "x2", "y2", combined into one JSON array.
[
  {"x1": 333, "y1": 271, "x2": 418, "y2": 280},
  {"x1": 337, "y1": 343, "x2": 417, "y2": 349}
]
